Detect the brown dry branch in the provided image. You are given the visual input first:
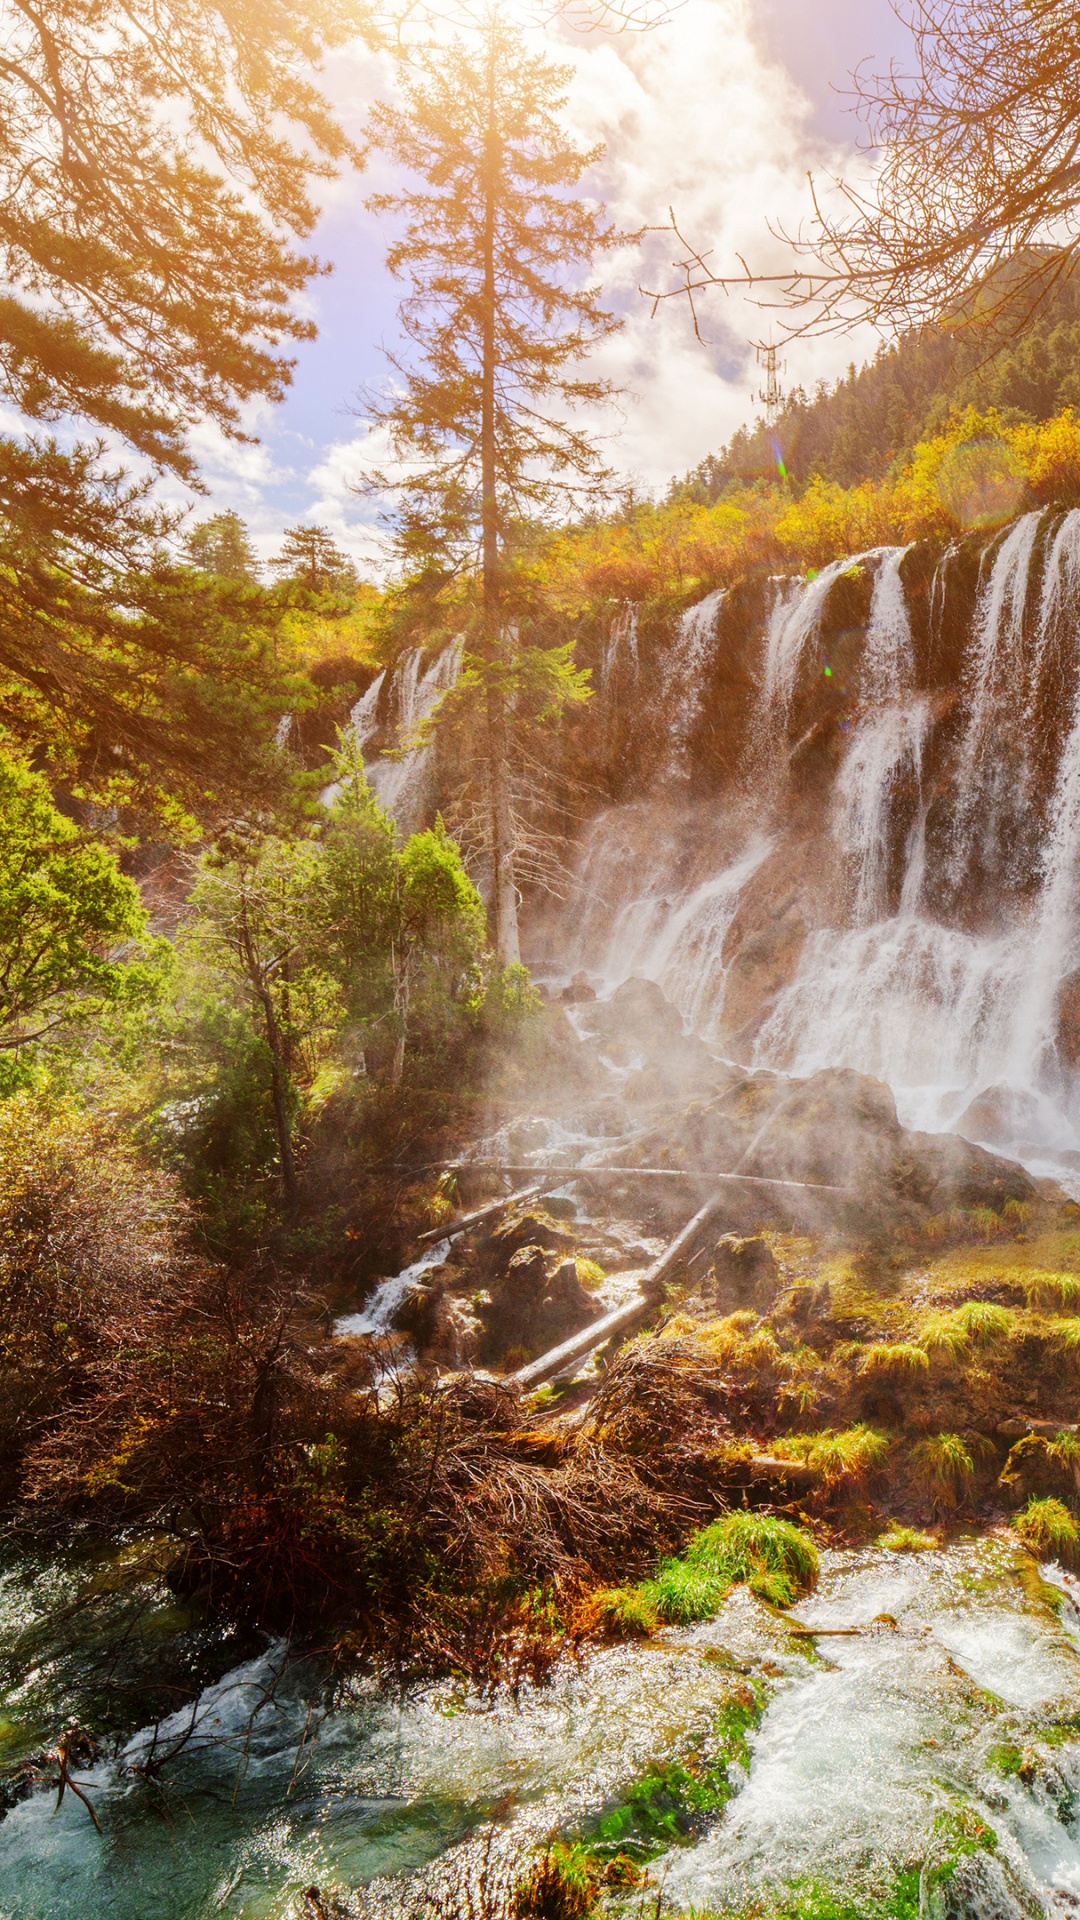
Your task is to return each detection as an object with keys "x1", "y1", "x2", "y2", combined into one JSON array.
[{"x1": 643, "y1": 0, "x2": 1080, "y2": 344}]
